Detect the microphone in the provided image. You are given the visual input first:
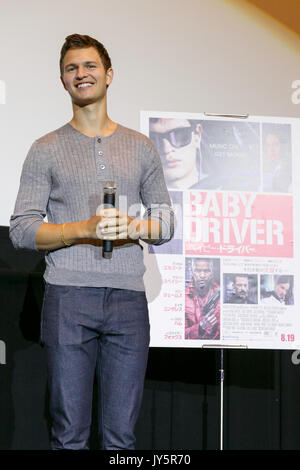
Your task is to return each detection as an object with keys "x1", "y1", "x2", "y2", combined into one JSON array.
[{"x1": 102, "y1": 181, "x2": 117, "y2": 259}]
